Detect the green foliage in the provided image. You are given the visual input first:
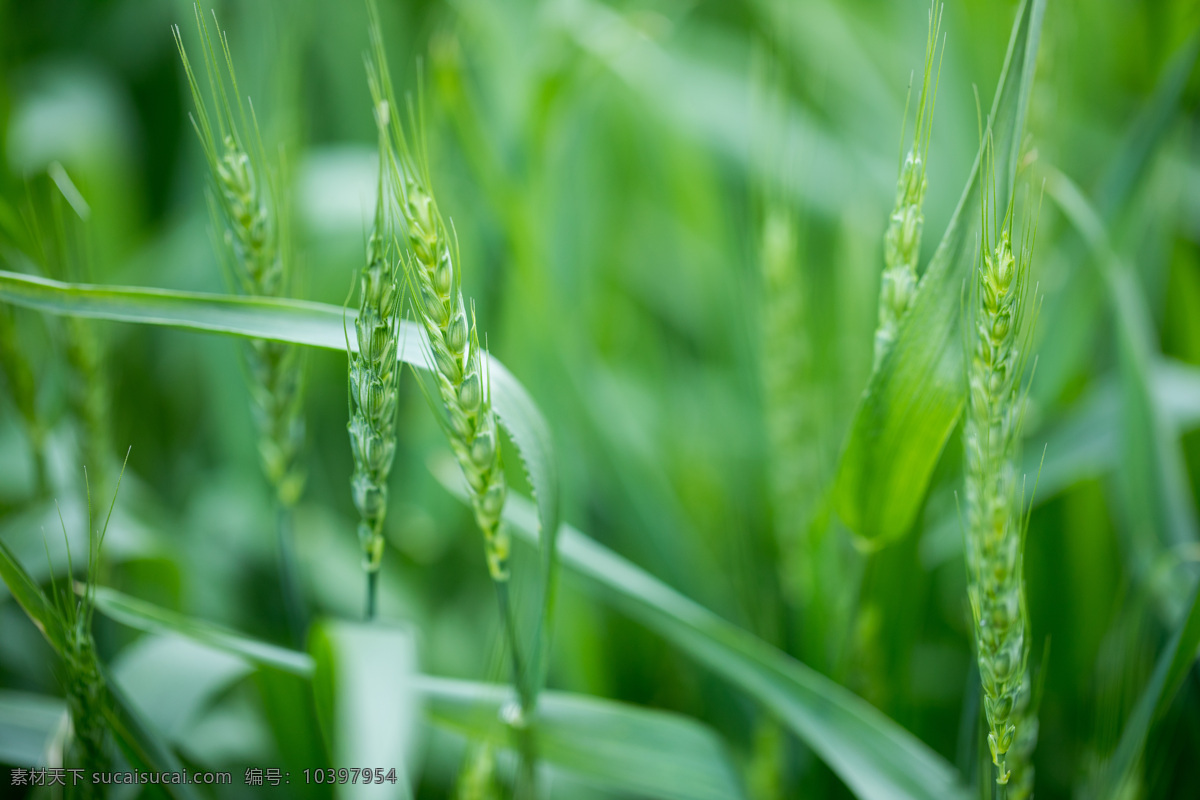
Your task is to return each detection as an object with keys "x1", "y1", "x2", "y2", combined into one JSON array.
[
  {"x1": 3, "y1": 0, "x2": 1200, "y2": 797},
  {"x1": 834, "y1": 0, "x2": 1045, "y2": 546},
  {"x1": 465, "y1": 482, "x2": 969, "y2": 800}
]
